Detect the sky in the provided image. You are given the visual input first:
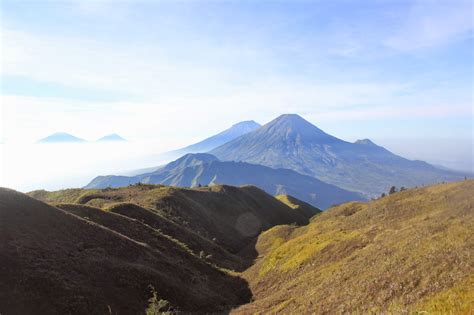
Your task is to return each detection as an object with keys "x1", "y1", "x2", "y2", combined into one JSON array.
[{"x1": 0, "y1": 0, "x2": 473, "y2": 190}]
